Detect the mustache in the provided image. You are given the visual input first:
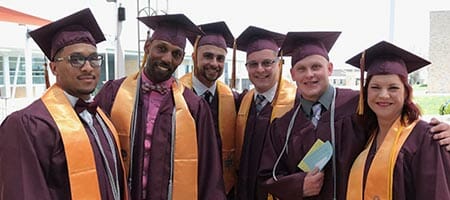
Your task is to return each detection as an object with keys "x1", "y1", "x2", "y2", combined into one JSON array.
[{"x1": 152, "y1": 60, "x2": 171, "y2": 69}]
